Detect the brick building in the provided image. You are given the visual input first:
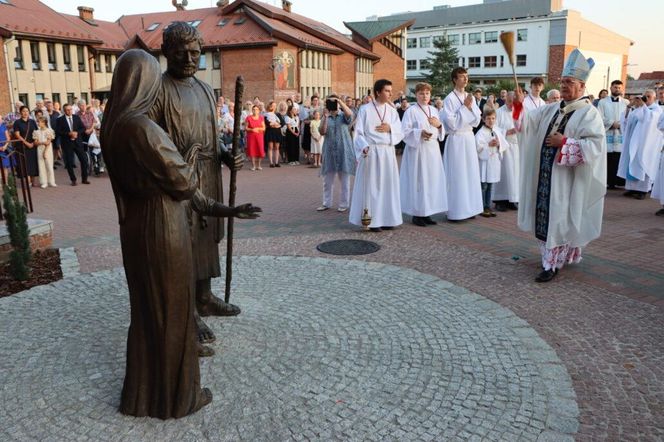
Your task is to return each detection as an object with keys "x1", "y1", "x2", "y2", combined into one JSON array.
[{"x1": 0, "y1": 0, "x2": 412, "y2": 112}]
